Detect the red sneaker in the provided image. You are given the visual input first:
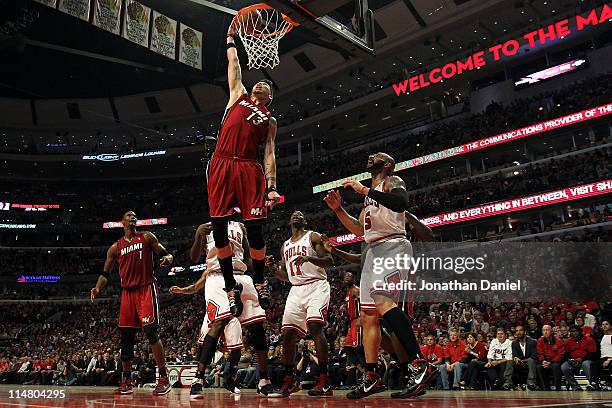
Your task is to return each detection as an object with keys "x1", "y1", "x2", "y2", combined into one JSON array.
[
  {"x1": 116, "y1": 378, "x2": 133, "y2": 395},
  {"x1": 153, "y1": 375, "x2": 171, "y2": 396},
  {"x1": 308, "y1": 373, "x2": 333, "y2": 396}
]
